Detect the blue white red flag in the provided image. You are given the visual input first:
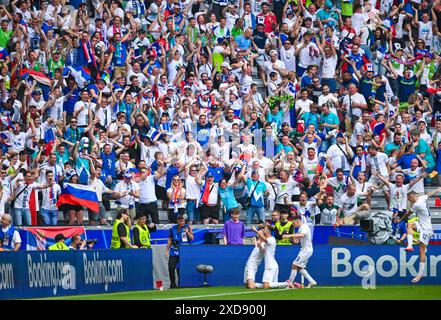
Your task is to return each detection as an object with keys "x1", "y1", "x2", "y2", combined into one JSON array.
[{"x1": 57, "y1": 183, "x2": 99, "y2": 212}]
